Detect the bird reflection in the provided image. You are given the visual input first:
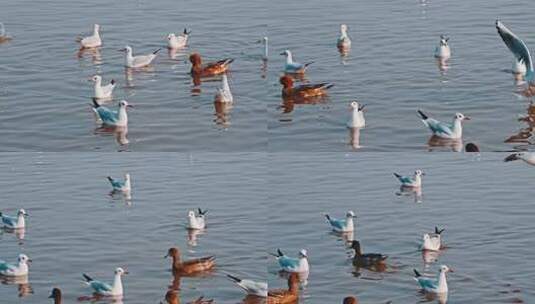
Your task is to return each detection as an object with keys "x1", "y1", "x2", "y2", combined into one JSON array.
[
  {"x1": 396, "y1": 186, "x2": 422, "y2": 203},
  {"x1": 78, "y1": 294, "x2": 123, "y2": 303},
  {"x1": 338, "y1": 46, "x2": 350, "y2": 63},
  {"x1": 329, "y1": 230, "x2": 354, "y2": 245},
  {"x1": 348, "y1": 127, "x2": 362, "y2": 150},
  {"x1": 77, "y1": 48, "x2": 102, "y2": 65},
  {"x1": 213, "y1": 101, "x2": 233, "y2": 128},
  {"x1": 94, "y1": 125, "x2": 129, "y2": 147},
  {"x1": 2, "y1": 227, "x2": 25, "y2": 243},
  {"x1": 505, "y1": 102, "x2": 535, "y2": 145},
  {"x1": 426, "y1": 135, "x2": 462, "y2": 152},
  {"x1": 162, "y1": 289, "x2": 214, "y2": 304},
  {"x1": 436, "y1": 58, "x2": 449, "y2": 74},
  {"x1": 261, "y1": 59, "x2": 268, "y2": 79},
  {"x1": 420, "y1": 290, "x2": 448, "y2": 304},
  {"x1": 187, "y1": 228, "x2": 205, "y2": 247},
  {"x1": 124, "y1": 66, "x2": 156, "y2": 88},
  {"x1": 279, "y1": 95, "x2": 329, "y2": 114},
  {"x1": 243, "y1": 294, "x2": 266, "y2": 304},
  {"x1": 276, "y1": 270, "x2": 309, "y2": 288},
  {"x1": 421, "y1": 250, "x2": 441, "y2": 266},
  {"x1": 522, "y1": 84, "x2": 535, "y2": 97},
  {"x1": 1, "y1": 275, "x2": 33, "y2": 298},
  {"x1": 168, "y1": 48, "x2": 188, "y2": 60}
]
